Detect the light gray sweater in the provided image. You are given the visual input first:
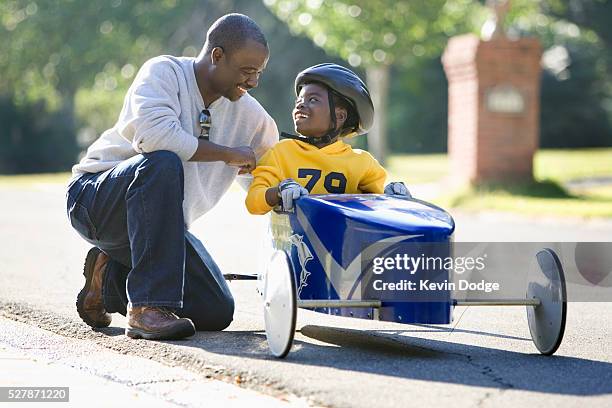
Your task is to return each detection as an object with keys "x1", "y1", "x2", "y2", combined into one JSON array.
[{"x1": 72, "y1": 55, "x2": 279, "y2": 226}]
